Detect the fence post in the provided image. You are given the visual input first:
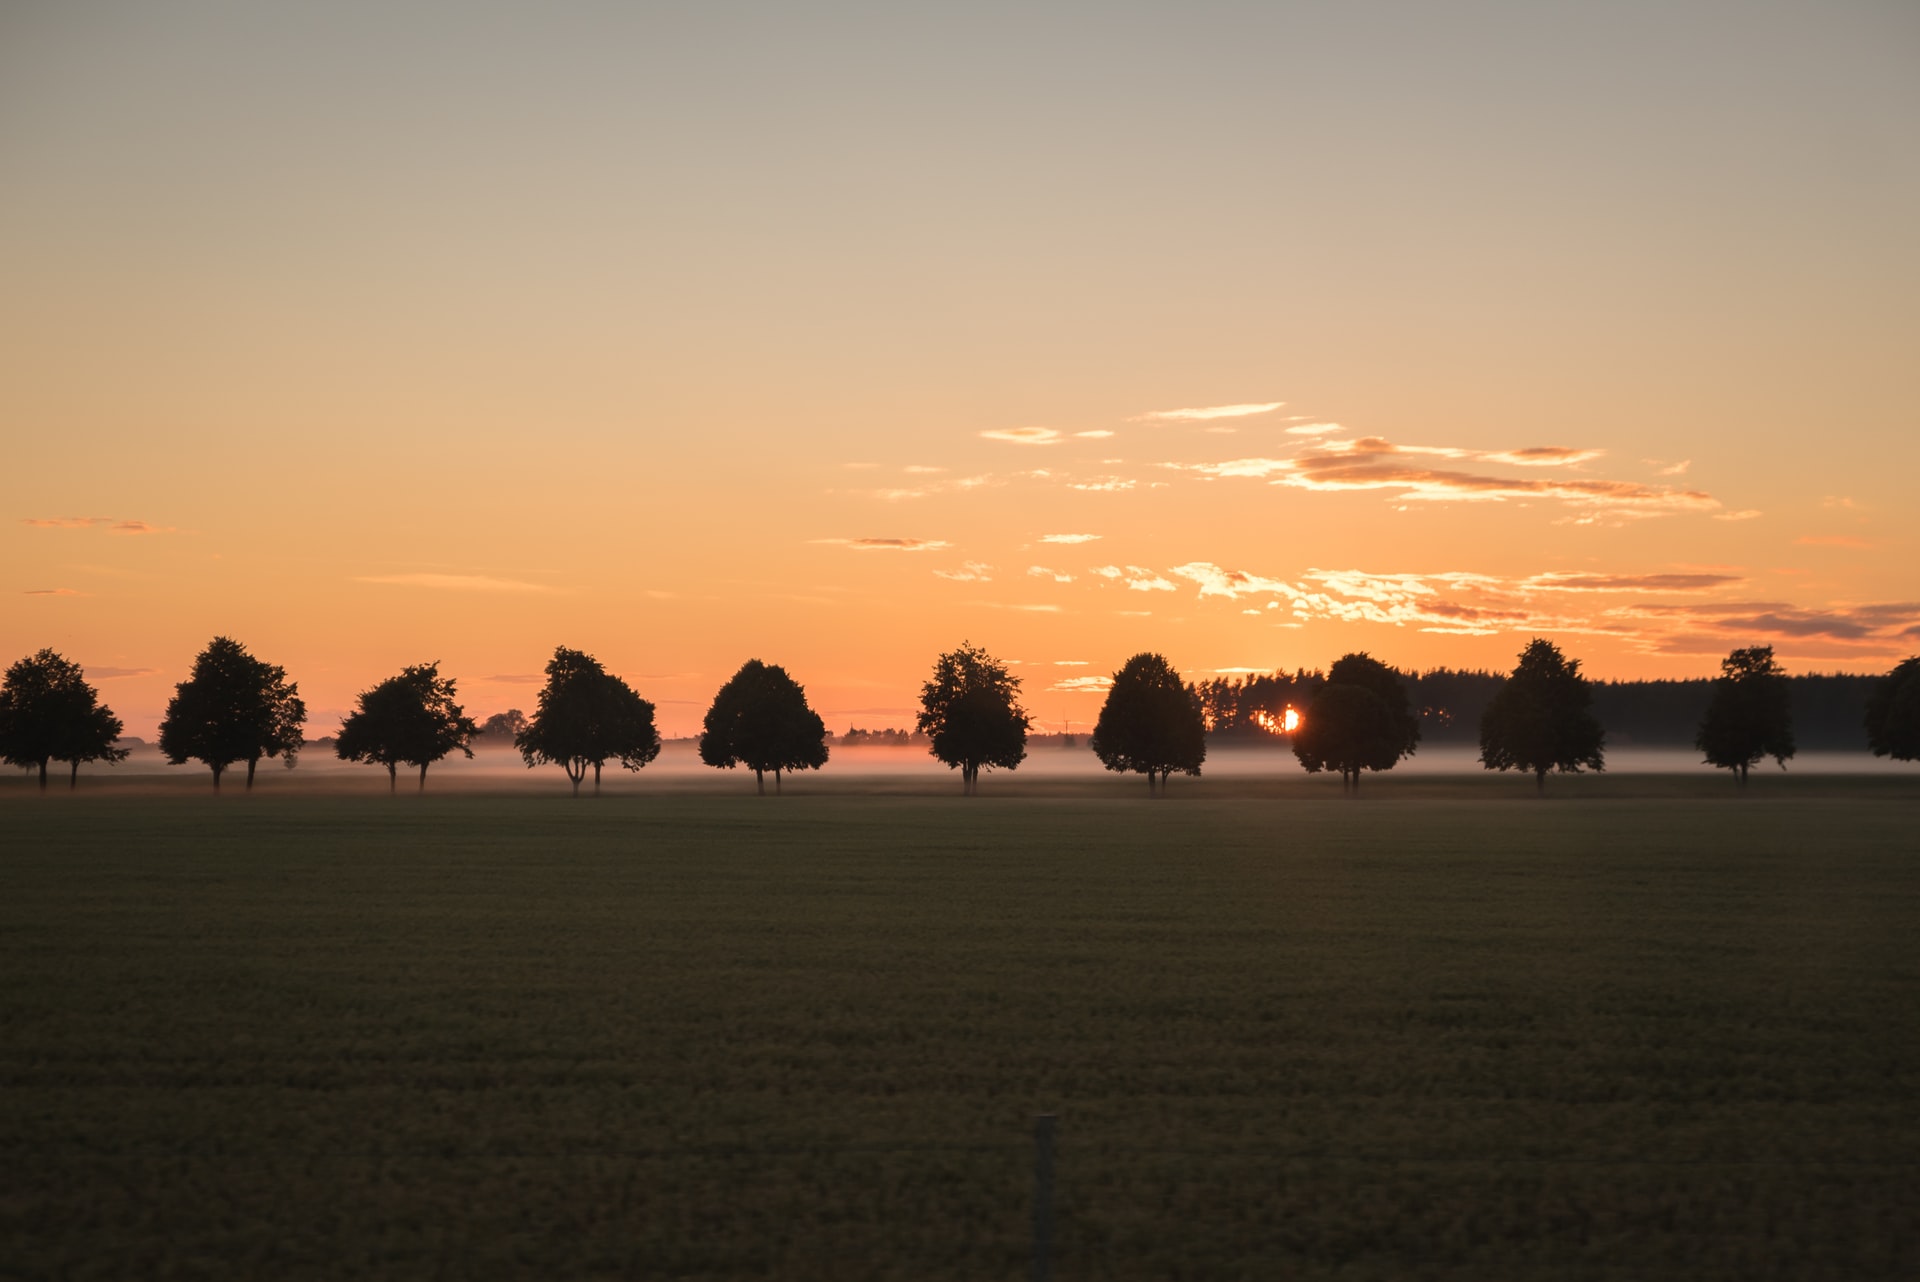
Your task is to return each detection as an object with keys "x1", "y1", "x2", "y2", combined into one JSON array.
[{"x1": 1032, "y1": 1113, "x2": 1056, "y2": 1282}]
